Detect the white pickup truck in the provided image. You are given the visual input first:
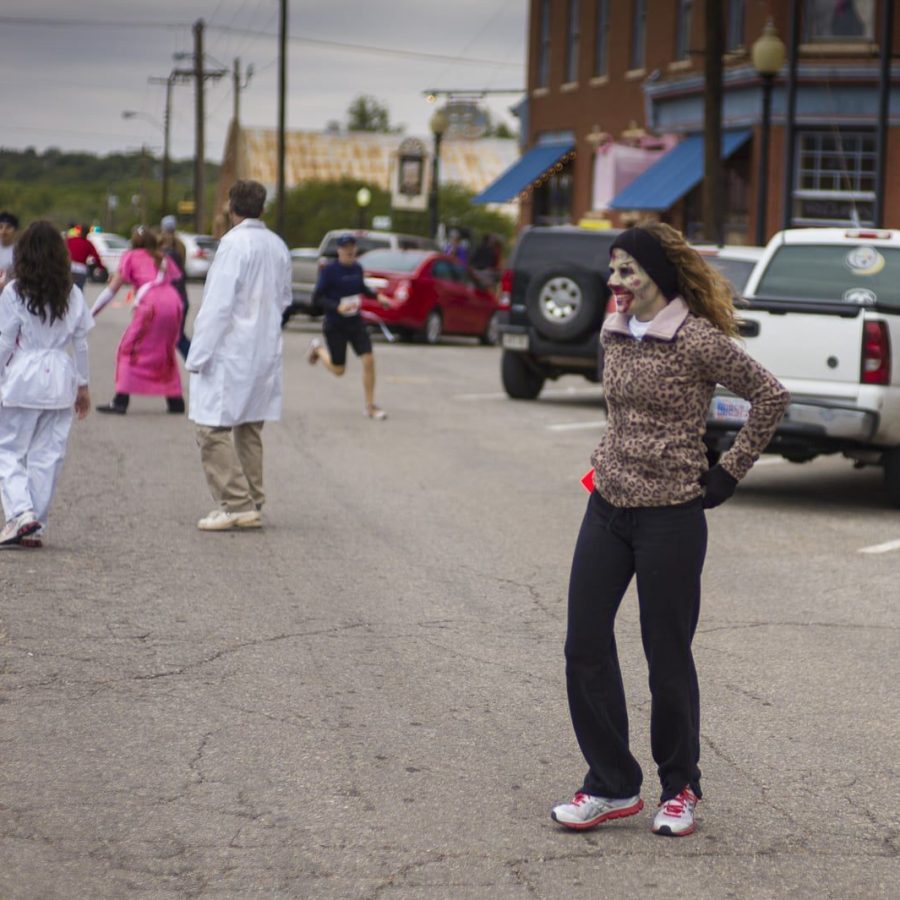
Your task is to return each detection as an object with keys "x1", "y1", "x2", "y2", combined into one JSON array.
[{"x1": 704, "y1": 227, "x2": 900, "y2": 506}]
